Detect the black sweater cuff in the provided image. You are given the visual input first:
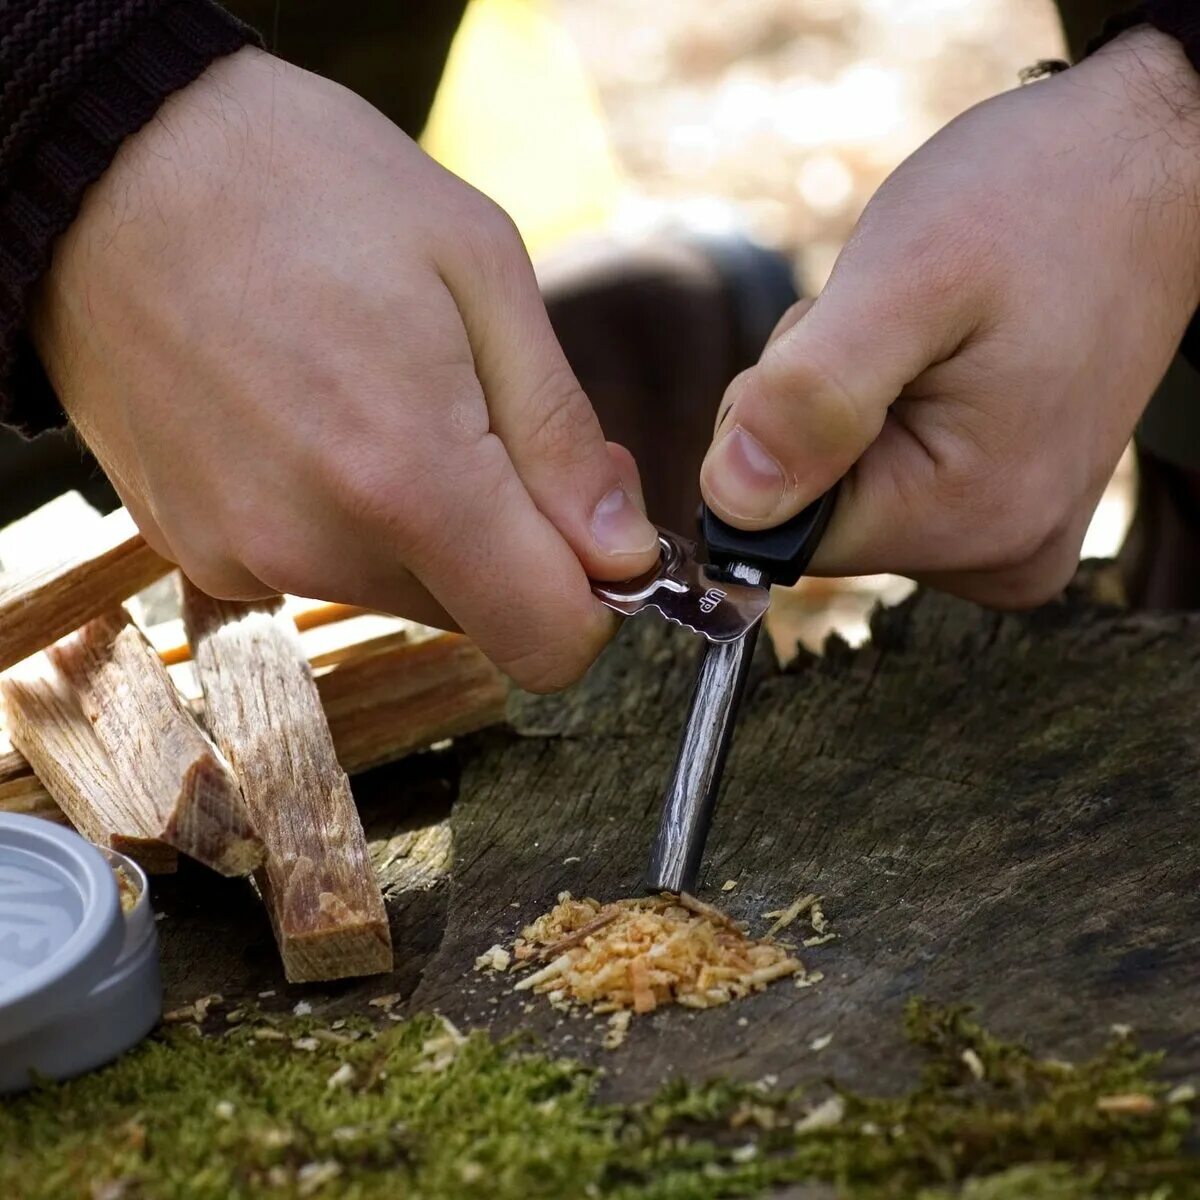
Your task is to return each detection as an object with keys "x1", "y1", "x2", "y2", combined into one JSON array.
[{"x1": 0, "y1": 0, "x2": 258, "y2": 437}]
